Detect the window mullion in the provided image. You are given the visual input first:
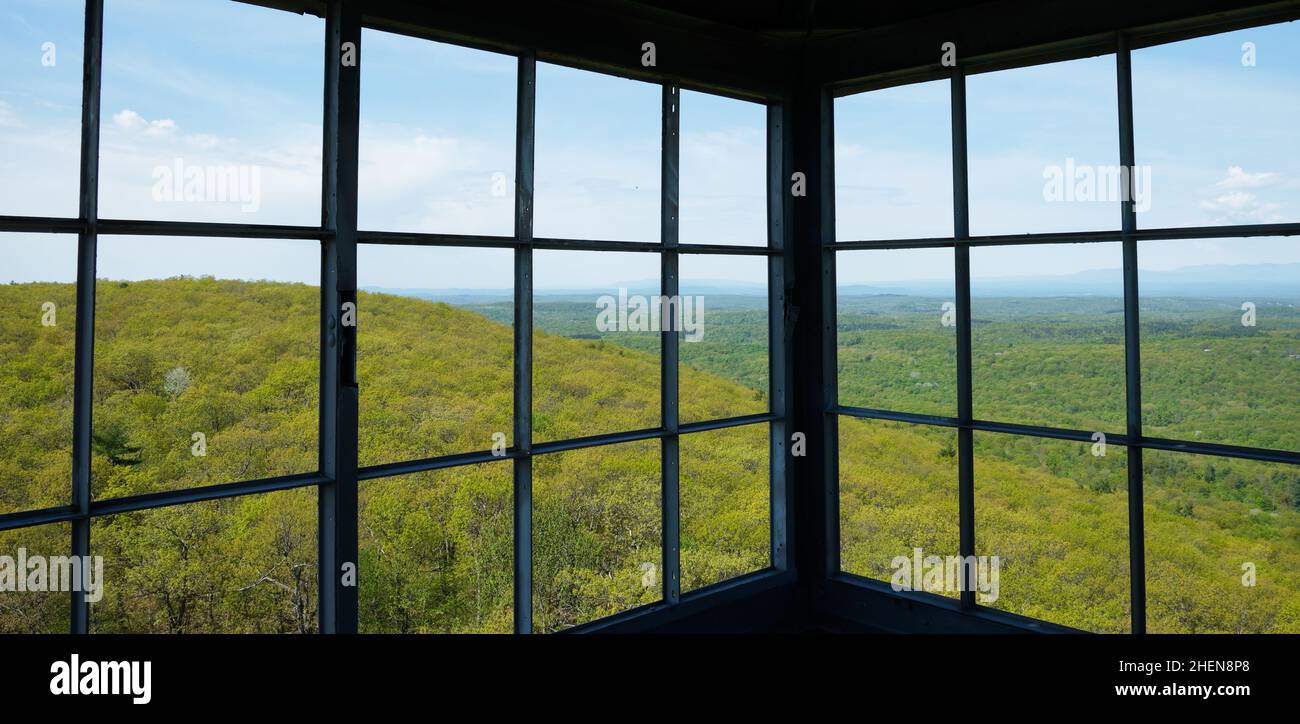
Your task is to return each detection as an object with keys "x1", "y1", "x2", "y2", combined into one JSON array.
[
  {"x1": 661, "y1": 82, "x2": 681, "y2": 605},
  {"x1": 513, "y1": 51, "x2": 536, "y2": 634},
  {"x1": 950, "y1": 66, "x2": 976, "y2": 611}
]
